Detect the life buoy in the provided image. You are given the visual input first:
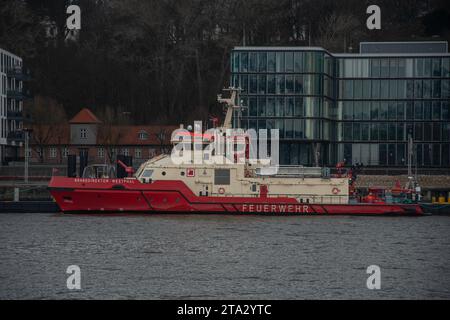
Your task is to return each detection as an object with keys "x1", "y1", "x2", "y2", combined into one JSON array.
[
  {"x1": 218, "y1": 187, "x2": 225, "y2": 194},
  {"x1": 332, "y1": 187, "x2": 341, "y2": 195}
]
